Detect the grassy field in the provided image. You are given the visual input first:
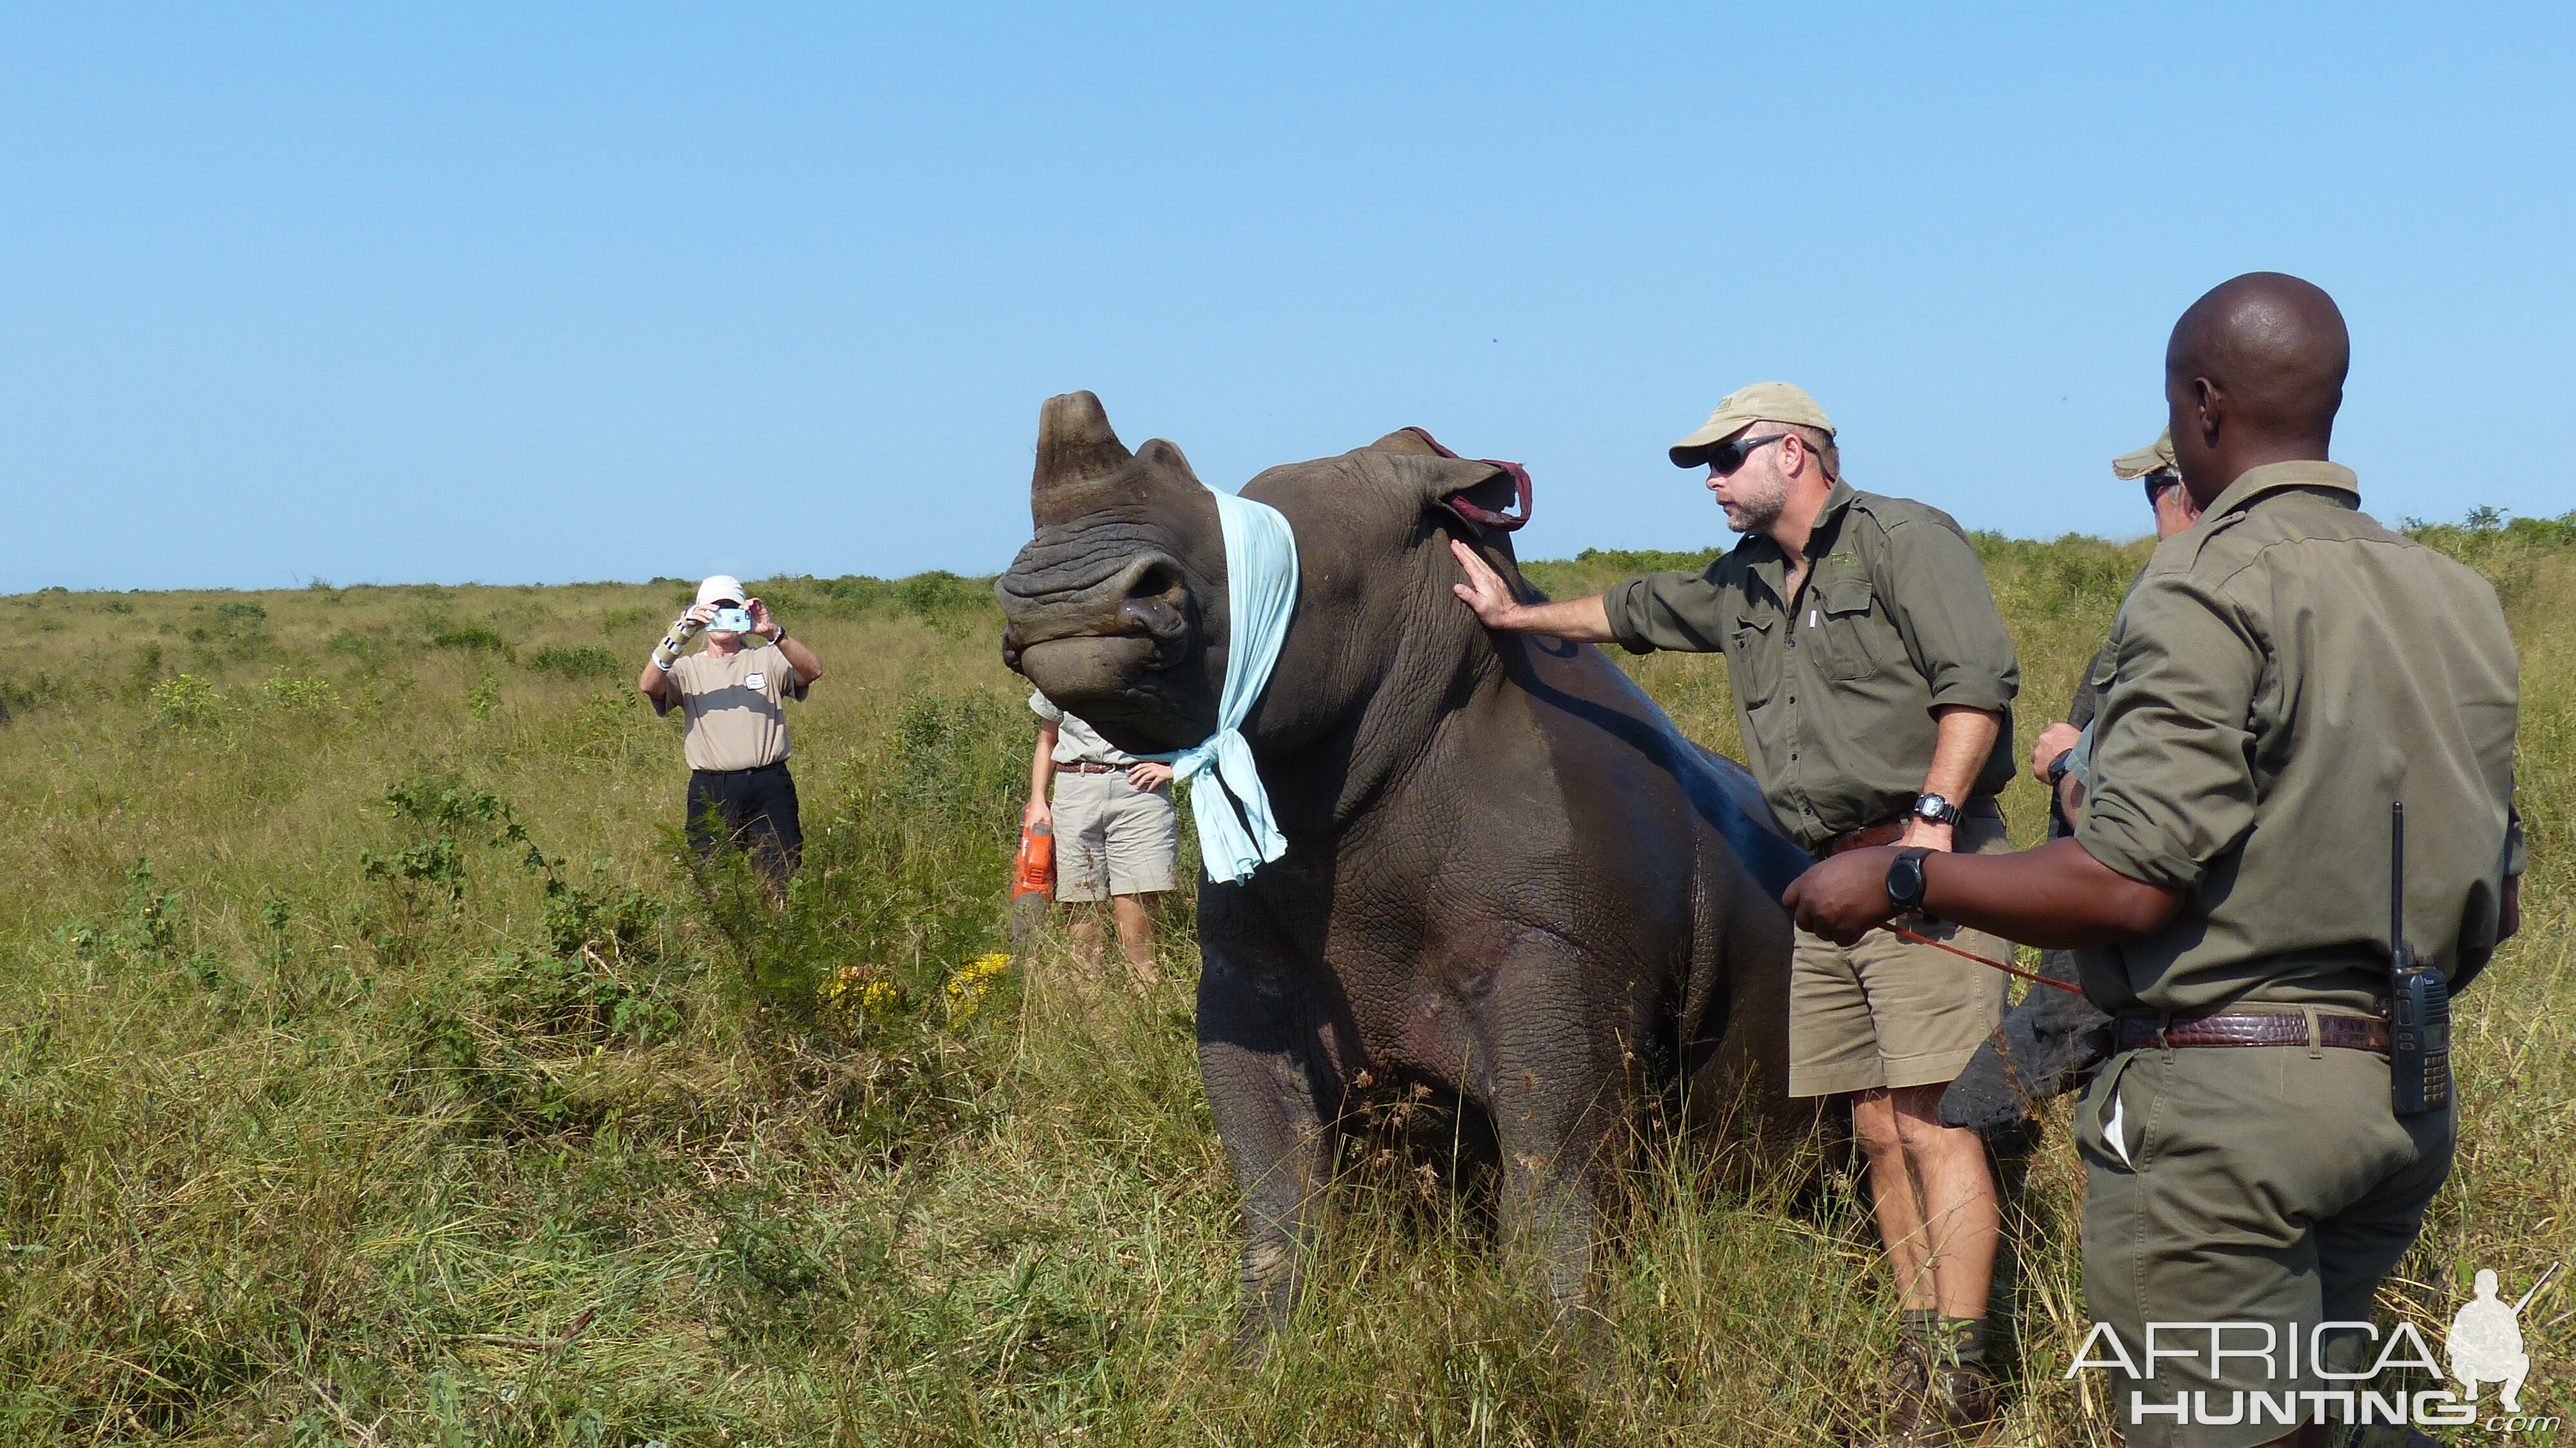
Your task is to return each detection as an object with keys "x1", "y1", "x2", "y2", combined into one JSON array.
[{"x1": 0, "y1": 518, "x2": 2568, "y2": 1447}]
